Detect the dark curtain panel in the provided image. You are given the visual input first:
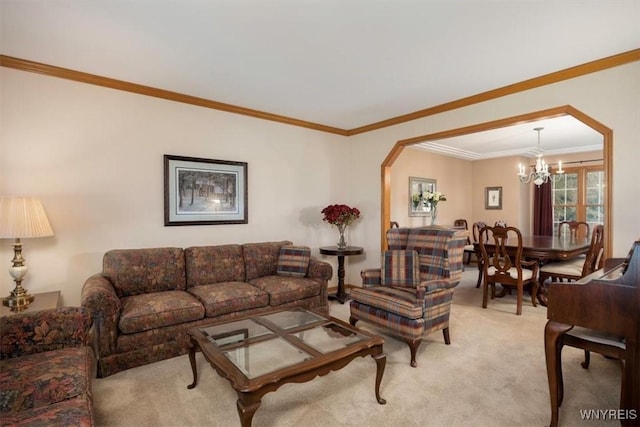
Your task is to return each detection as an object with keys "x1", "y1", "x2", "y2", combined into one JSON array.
[{"x1": 533, "y1": 180, "x2": 553, "y2": 236}]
